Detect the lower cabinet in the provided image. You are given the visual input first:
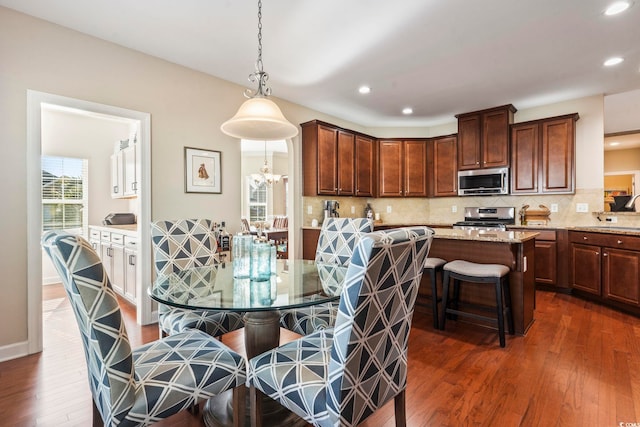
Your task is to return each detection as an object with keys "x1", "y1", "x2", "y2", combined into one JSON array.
[
  {"x1": 569, "y1": 231, "x2": 640, "y2": 311},
  {"x1": 510, "y1": 228, "x2": 568, "y2": 291},
  {"x1": 302, "y1": 228, "x2": 321, "y2": 260},
  {"x1": 90, "y1": 226, "x2": 138, "y2": 305}
]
